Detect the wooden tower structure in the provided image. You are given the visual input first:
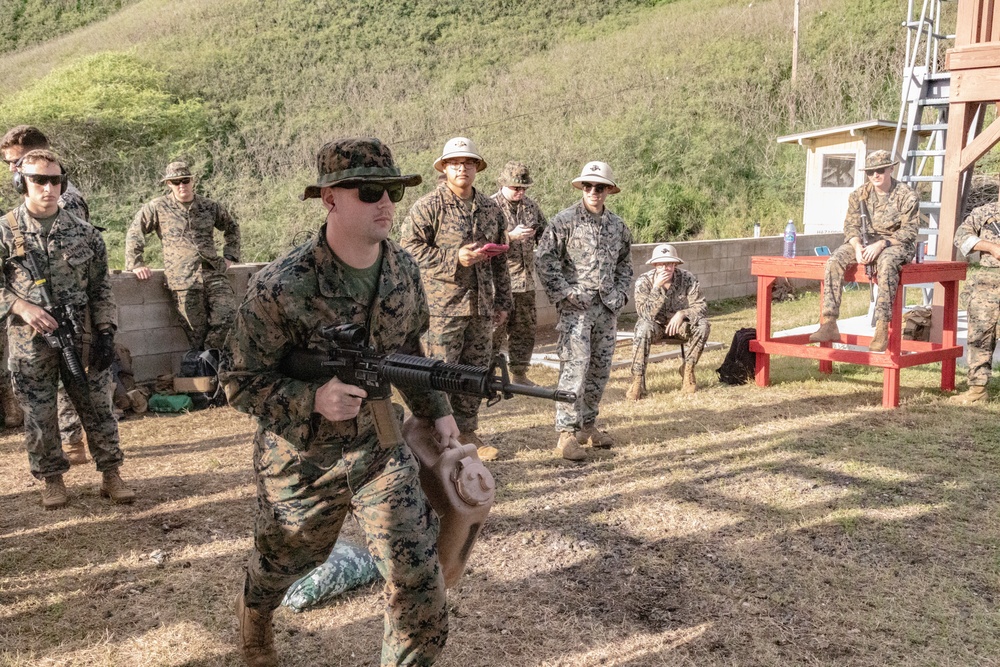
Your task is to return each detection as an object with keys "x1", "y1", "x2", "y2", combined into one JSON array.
[{"x1": 939, "y1": 1, "x2": 1000, "y2": 257}]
